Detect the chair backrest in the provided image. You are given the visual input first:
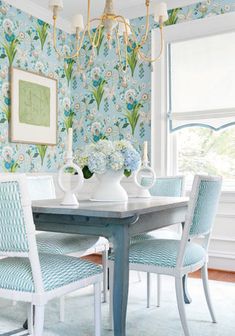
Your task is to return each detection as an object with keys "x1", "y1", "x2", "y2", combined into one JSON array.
[
  {"x1": 150, "y1": 176, "x2": 185, "y2": 197},
  {"x1": 27, "y1": 175, "x2": 56, "y2": 201},
  {"x1": 177, "y1": 175, "x2": 222, "y2": 268},
  {"x1": 0, "y1": 176, "x2": 29, "y2": 254},
  {"x1": 0, "y1": 174, "x2": 44, "y2": 292},
  {"x1": 187, "y1": 175, "x2": 222, "y2": 237}
]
